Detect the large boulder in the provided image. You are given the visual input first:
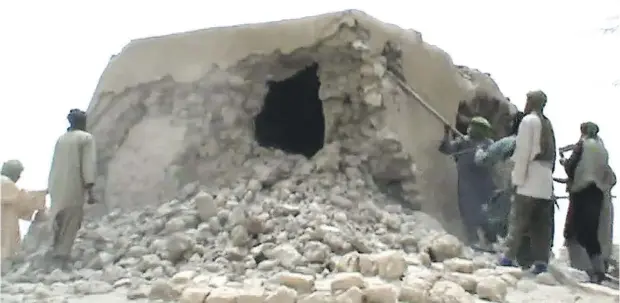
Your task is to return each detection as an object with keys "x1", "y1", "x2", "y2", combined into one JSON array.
[{"x1": 85, "y1": 10, "x2": 511, "y2": 237}]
